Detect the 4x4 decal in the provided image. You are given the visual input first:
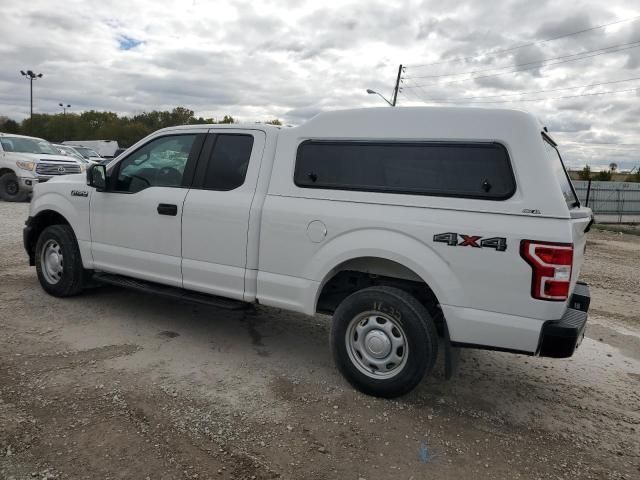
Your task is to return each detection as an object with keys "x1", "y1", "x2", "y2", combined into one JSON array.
[{"x1": 433, "y1": 232, "x2": 507, "y2": 251}]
